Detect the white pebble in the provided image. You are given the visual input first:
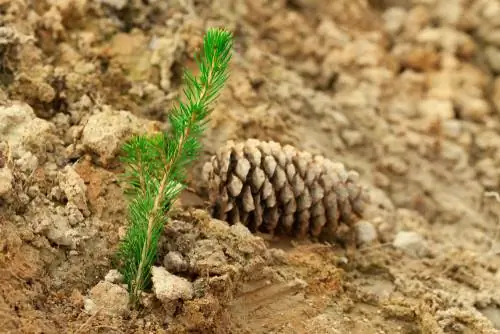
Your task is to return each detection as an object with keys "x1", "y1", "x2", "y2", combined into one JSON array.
[
  {"x1": 355, "y1": 220, "x2": 378, "y2": 246},
  {"x1": 393, "y1": 231, "x2": 430, "y2": 258}
]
